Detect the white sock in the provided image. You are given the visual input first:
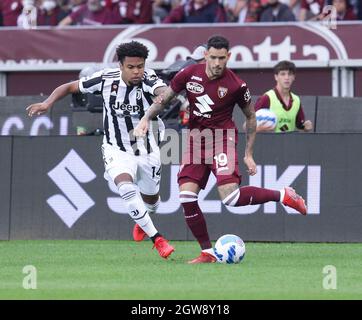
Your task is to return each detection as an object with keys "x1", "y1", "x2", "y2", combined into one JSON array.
[
  {"x1": 138, "y1": 220, "x2": 158, "y2": 238},
  {"x1": 202, "y1": 248, "x2": 216, "y2": 257},
  {"x1": 279, "y1": 188, "x2": 285, "y2": 202},
  {"x1": 118, "y1": 182, "x2": 158, "y2": 237}
]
